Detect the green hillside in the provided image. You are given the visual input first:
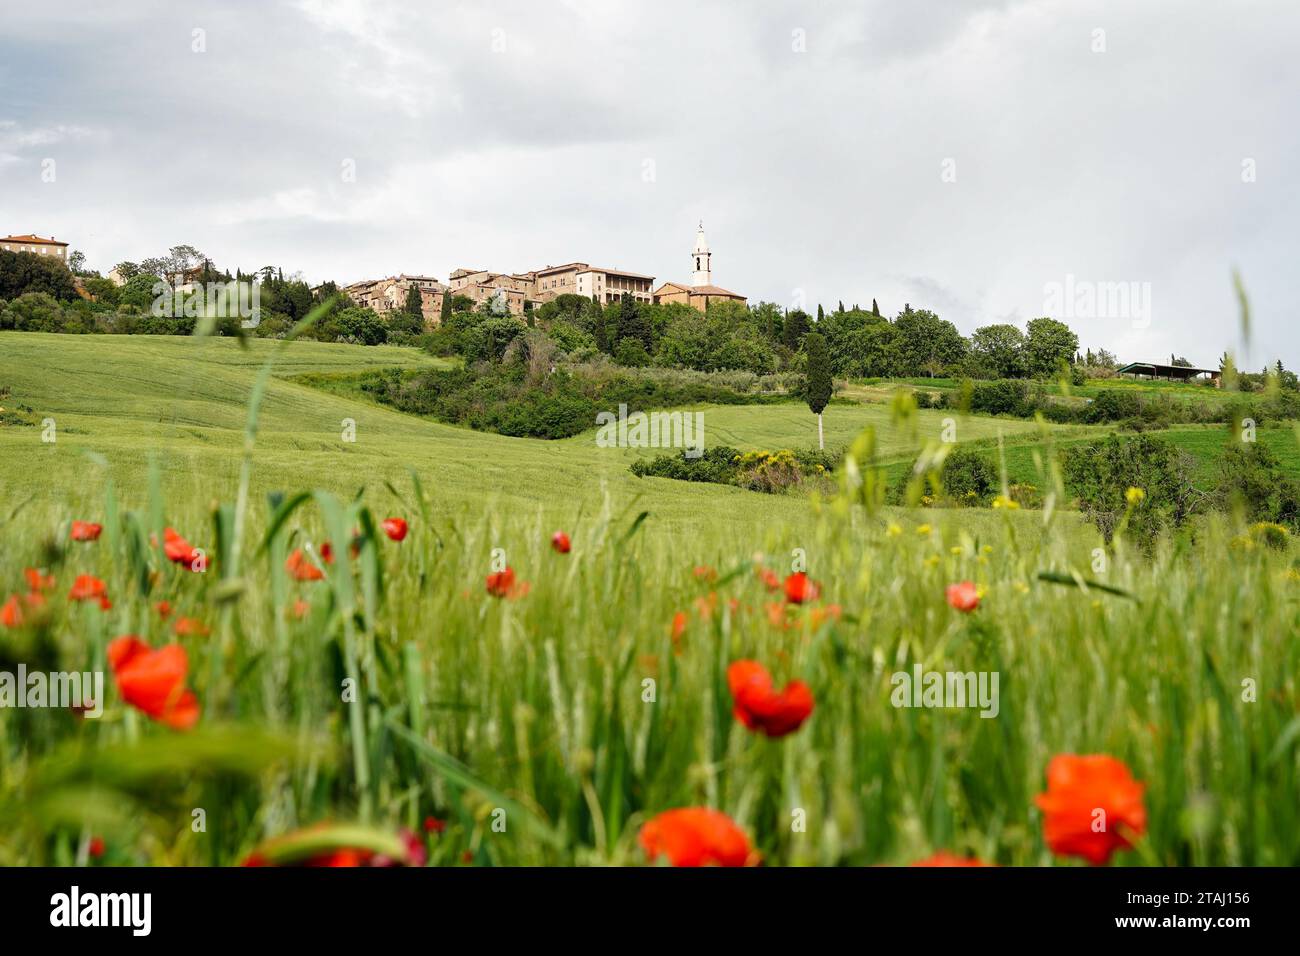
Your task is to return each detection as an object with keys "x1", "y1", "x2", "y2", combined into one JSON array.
[
  {"x1": 2, "y1": 332, "x2": 1298, "y2": 868},
  {"x1": 0, "y1": 333, "x2": 1077, "y2": 544}
]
